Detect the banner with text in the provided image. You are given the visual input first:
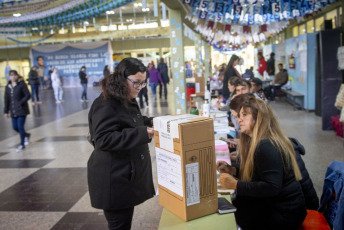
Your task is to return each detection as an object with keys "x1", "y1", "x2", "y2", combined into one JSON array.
[{"x1": 30, "y1": 41, "x2": 113, "y2": 87}]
